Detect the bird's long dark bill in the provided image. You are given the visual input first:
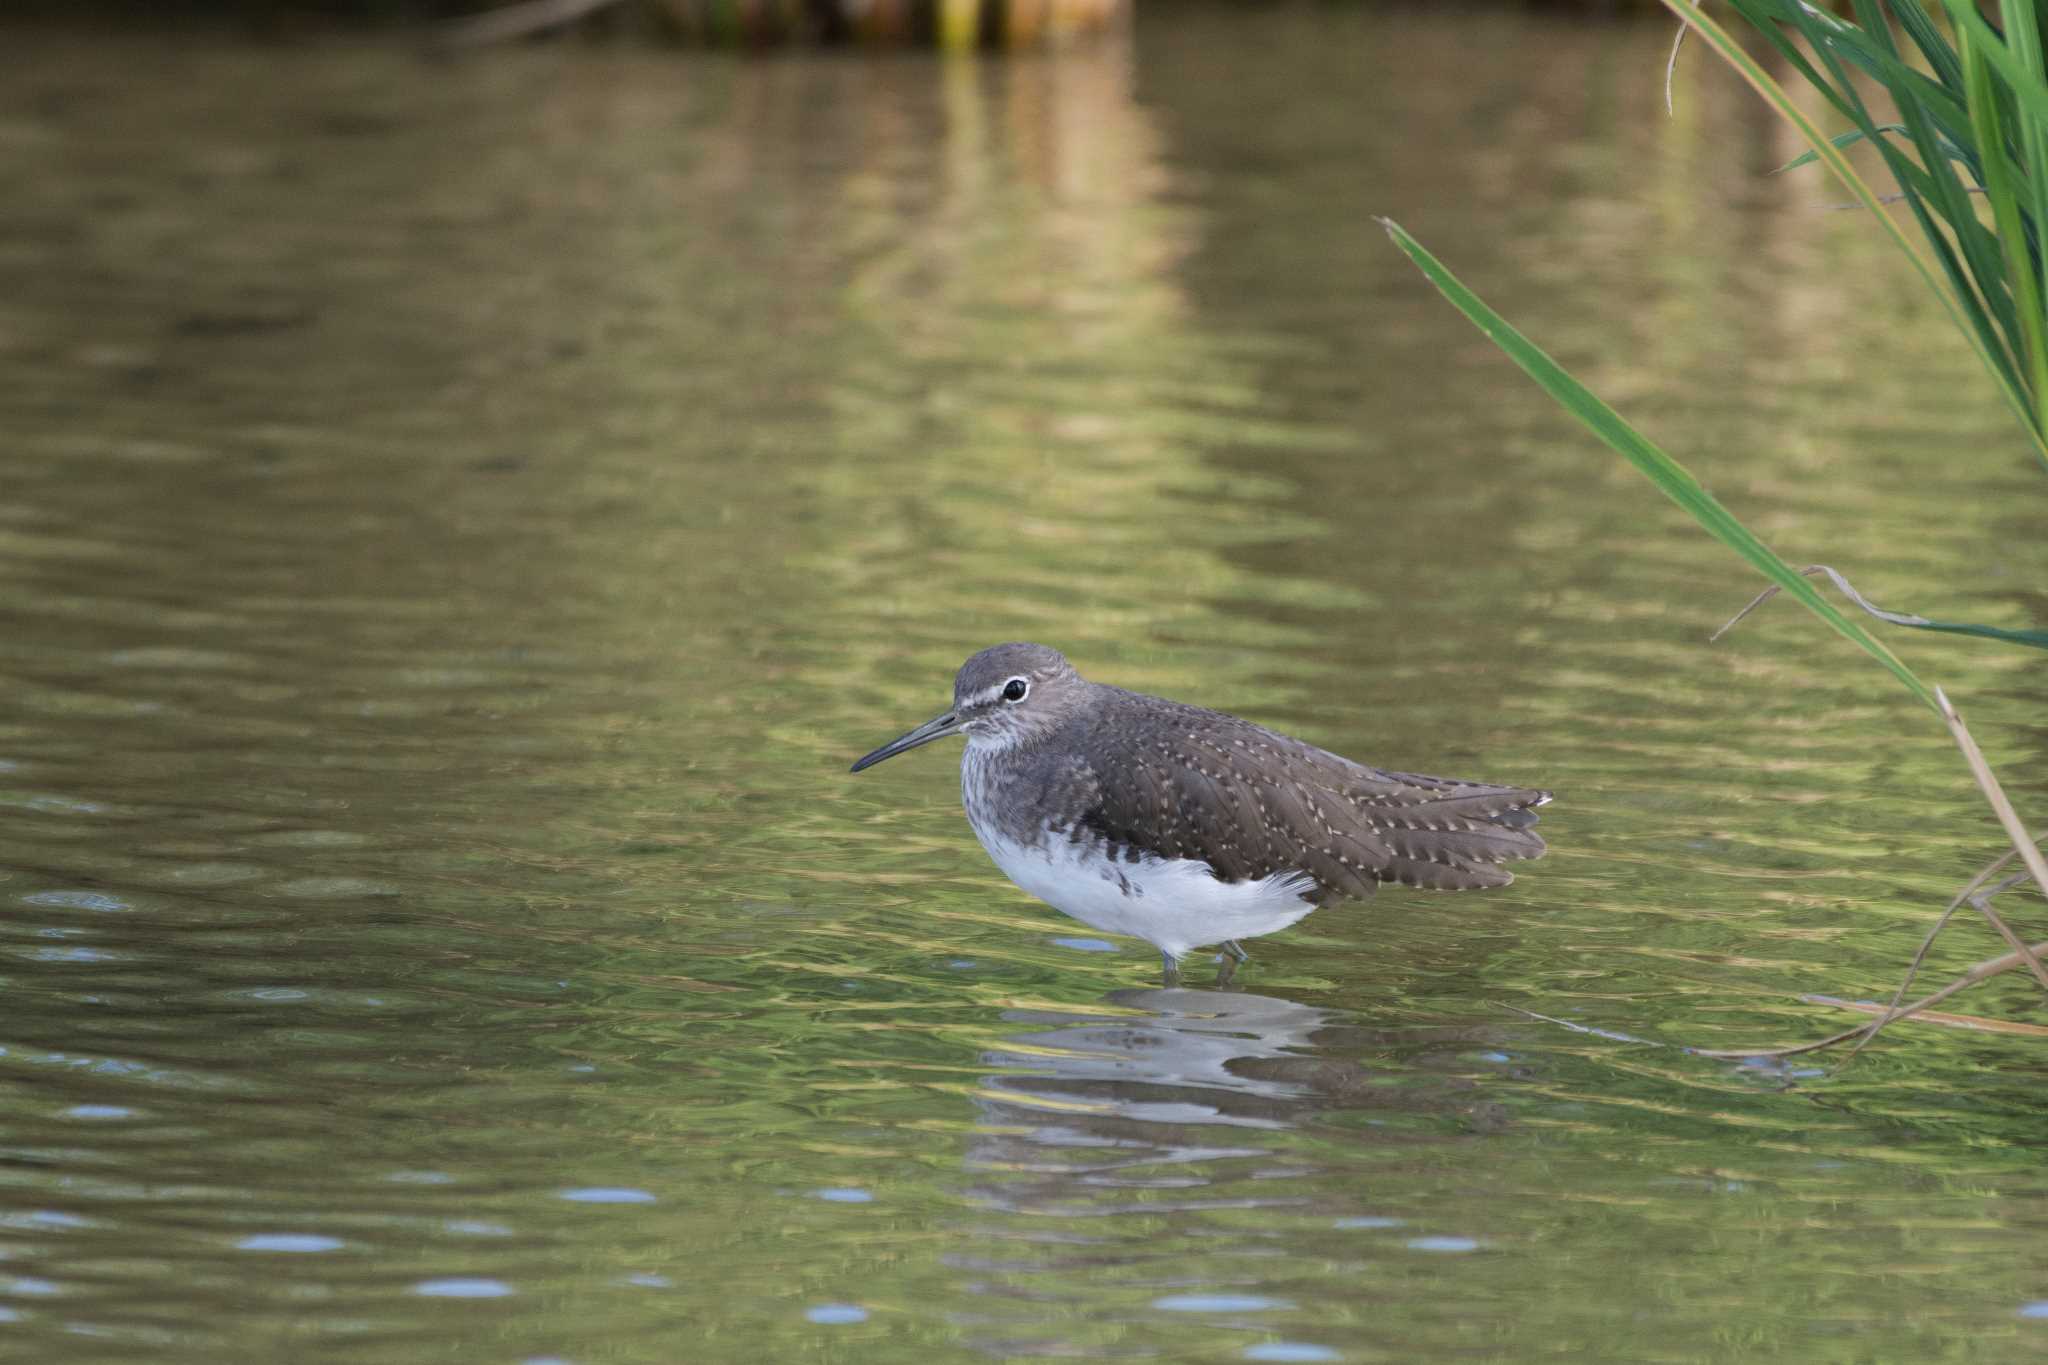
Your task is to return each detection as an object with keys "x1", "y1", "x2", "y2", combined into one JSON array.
[{"x1": 849, "y1": 711, "x2": 964, "y2": 773}]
